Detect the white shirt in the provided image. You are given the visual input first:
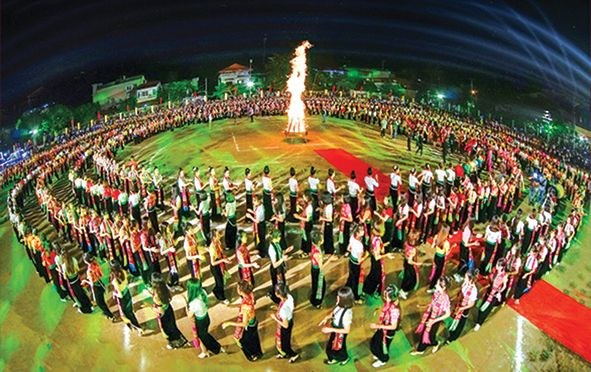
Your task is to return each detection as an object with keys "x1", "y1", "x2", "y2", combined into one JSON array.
[
  {"x1": 332, "y1": 306, "x2": 353, "y2": 328},
  {"x1": 421, "y1": 170, "x2": 433, "y2": 184},
  {"x1": 326, "y1": 177, "x2": 336, "y2": 194},
  {"x1": 347, "y1": 180, "x2": 360, "y2": 197},
  {"x1": 193, "y1": 177, "x2": 202, "y2": 192},
  {"x1": 244, "y1": 178, "x2": 253, "y2": 192},
  {"x1": 262, "y1": 176, "x2": 273, "y2": 191},
  {"x1": 288, "y1": 177, "x2": 298, "y2": 194},
  {"x1": 364, "y1": 175, "x2": 379, "y2": 192},
  {"x1": 324, "y1": 204, "x2": 333, "y2": 221},
  {"x1": 526, "y1": 216, "x2": 538, "y2": 230},
  {"x1": 188, "y1": 296, "x2": 208, "y2": 318},
  {"x1": 390, "y1": 173, "x2": 401, "y2": 187},
  {"x1": 409, "y1": 175, "x2": 418, "y2": 189},
  {"x1": 462, "y1": 226, "x2": 472, "y2": 245},
  {"x1": 177, "y1": 177, "x2": 186, "y2": 191},
  {"x1": 349, "y1": 237, "x2": 364, "y2": 261},
  {"x1": 308, "y1": 176, "x2": 320, "y2": 191},
  {"x1": 446, "y1": 169, "x2": 456, "y2": 183},
  {"x1": 129, "y1": 193, "x2": 140, "y2": 206},
  {"x1": 435, "y1": 169, "x2": 446, "y2": 183},
  {"x1": 485, "y1": 226, "x2": 502, "y2": 244},
  {"x1": 278, "y1": 294, "x2": 295, "y2": 321}
]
